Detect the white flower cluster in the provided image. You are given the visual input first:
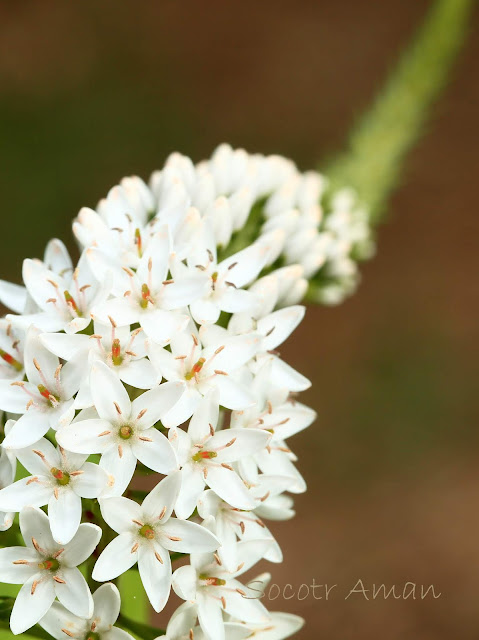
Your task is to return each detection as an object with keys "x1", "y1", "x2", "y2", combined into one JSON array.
[{"x1": 0, "y1": 144, "x2": 372, "y2": 639}]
